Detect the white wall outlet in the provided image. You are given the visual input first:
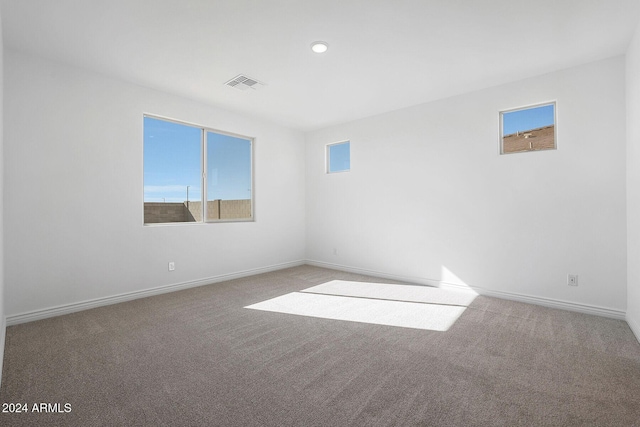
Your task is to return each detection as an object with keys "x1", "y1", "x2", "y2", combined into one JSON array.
[
  {"x1": 333, "y1": 248, "x2": 338, "y2": 255},
  {"x1": 168, "y1": 262, "x2": 175, "y2": 271},
  {"x1": 567, "y1": 274, "x2": 578, "y2": 286}
]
